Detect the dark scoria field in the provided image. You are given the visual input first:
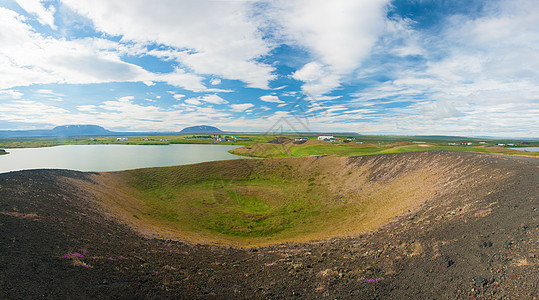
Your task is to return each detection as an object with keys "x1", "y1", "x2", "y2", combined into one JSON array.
[{"x1": 0, "y1": 151, "x2": 537, "y2": 299}]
